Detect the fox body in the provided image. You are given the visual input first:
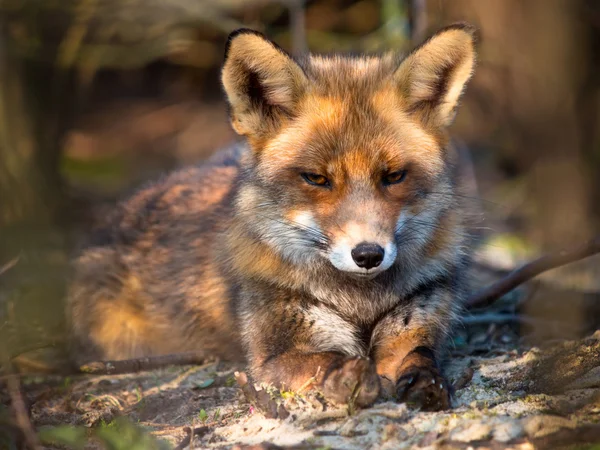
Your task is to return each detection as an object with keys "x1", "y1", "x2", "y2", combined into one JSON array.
[{"x1": 68, "y1": 24, "x2": 477, "y2": 410}]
